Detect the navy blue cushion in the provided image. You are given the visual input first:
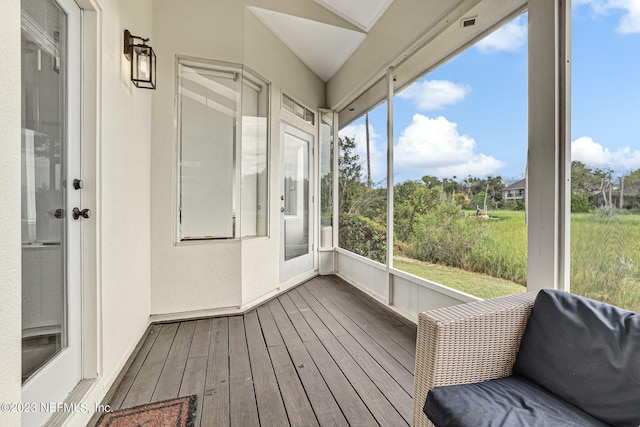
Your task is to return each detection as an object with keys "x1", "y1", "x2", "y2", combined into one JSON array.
[
  {"x1": 424, "y1": 375, "x2": 608, "y2": 427},
  {"x1": 513, "y1": 289, "x2": 640, "y2": 426}
]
